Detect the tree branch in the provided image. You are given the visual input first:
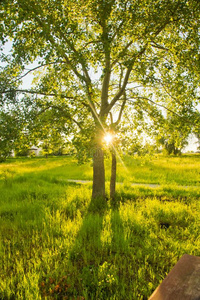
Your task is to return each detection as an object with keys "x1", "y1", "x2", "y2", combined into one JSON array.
[
  {"x1": 34, "y1": 104, "x2": 83, "y2": 131},
  {"x1": 110, "y1": 45, "x2": 149, "y2": 108},
  {"x1": 1, "y1": 89, "x2": 75, "y2": 99},
  {"x1": 103, "y1": 66, "x2": 132, "y2": 115},
  {"x1": 56, "y1": 29, "x2": 92, "y2": 85},
  {"x1": 115, "y1": 92, "x2": 127, "y2": 126},
  {"x1": 50, "y1": 105, "x2": 83, "y2": 131},
  {"x1": 127, "y1": 95, "x2": 196, "y2": 128},
  {"x1": 11, "y1": 62, "x2": 65, "y2": 84},
  {"x1": 111, "y1": 20, "x2": 124, "y2": 41},
  {"x1": 111, "y1": 41, "x2": 133, "y2": 68},
  {"x1": 150, "y1": 41, "x2": 169, "y2": 51},
  {"x1": 130, "y1": 95, "x2": 181, "y2": 117},
  {"x1": 109, "y1": 111, "x2": 113, "y2": 125}
]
